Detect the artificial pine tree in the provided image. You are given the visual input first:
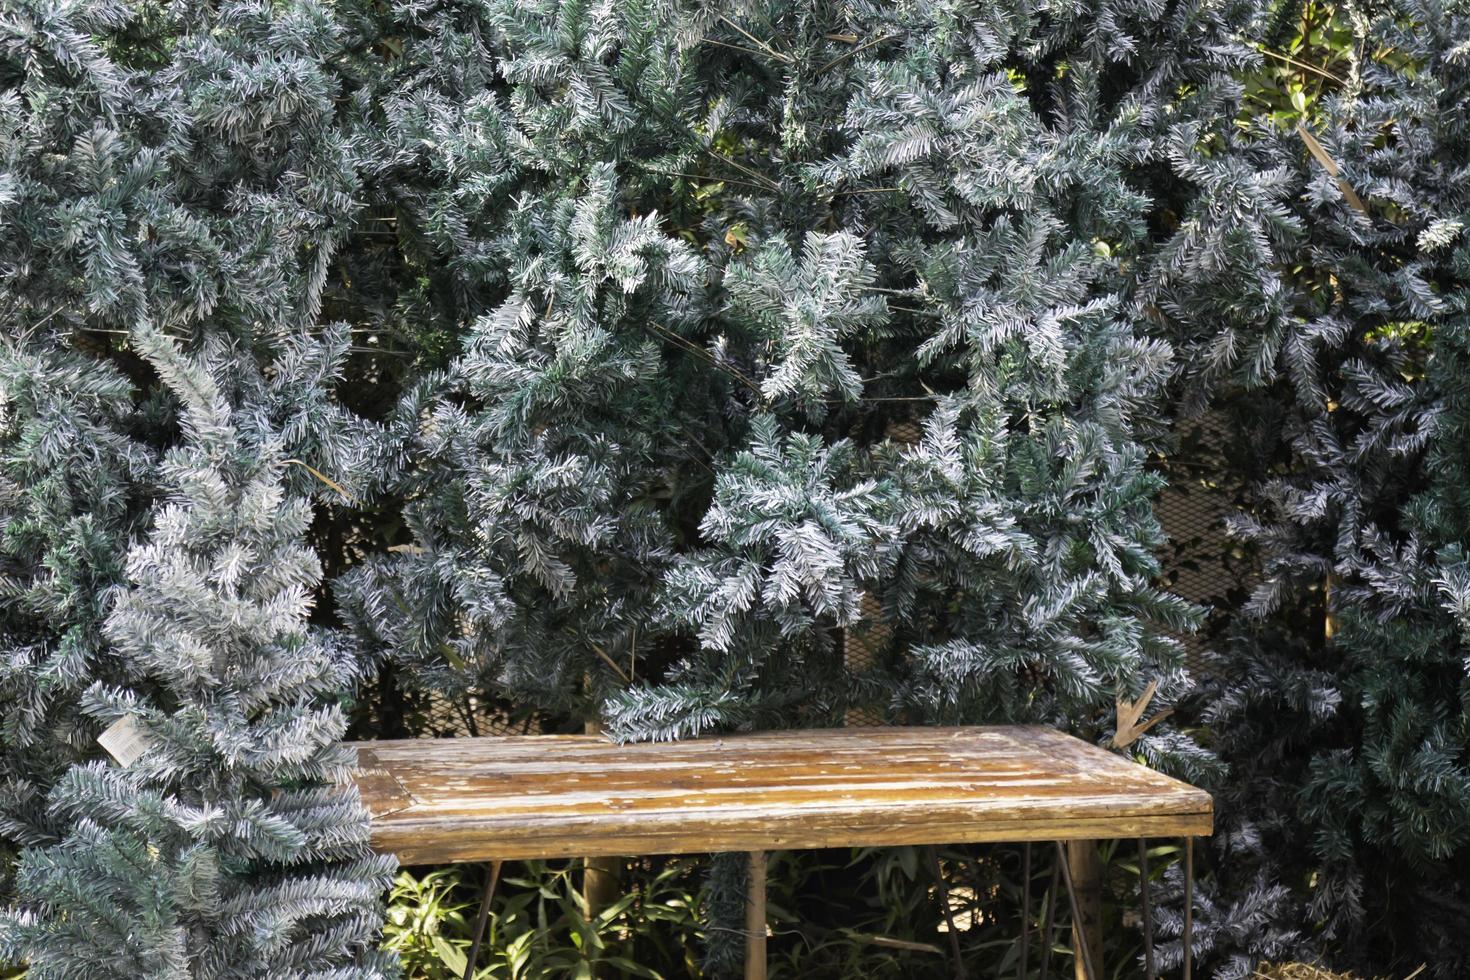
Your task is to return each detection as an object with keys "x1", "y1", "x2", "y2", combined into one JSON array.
[
  {"x1": 347, "y1": 0, "x2": 1264, "y2": 756},
  {"x1": 6, "y1": 0, "x2": 1468, "y2": 974},
  {"x1": 1174, "y1": 0, "x2": 1470, "y2": 974},
  {"x1": 0, "y1": 328, "x2": 396, "y2": 978},
  {"x1": 1, "y1": 0, "x2": 395, "y2": 969},
  {"x1": 340, "y1": 0, "x2": 1264, "y2": 971},
  {"x1": 0, "y1": 343, "x2": 156, "y2": 896},
  {"x1": 0, "y1": 0, "x2": 361, "y2": 342},
  {"x1": 340, "y1": 158, "x2": 703, "y2": 722},
  {"x1": 1290, "y1": 11, "x2": 1470, "y2": 969}
]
